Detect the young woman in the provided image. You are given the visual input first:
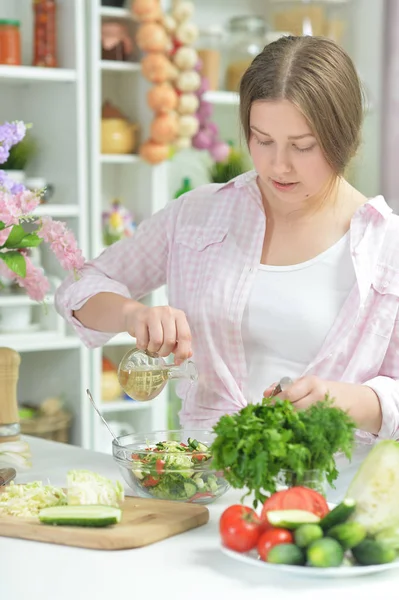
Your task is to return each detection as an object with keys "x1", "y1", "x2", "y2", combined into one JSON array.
[{"x1": 55, "y1": 36, "x2": 399, "y2": 442}]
